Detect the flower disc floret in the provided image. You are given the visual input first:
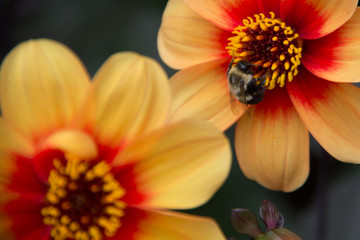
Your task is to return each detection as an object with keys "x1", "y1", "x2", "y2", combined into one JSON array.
[
  {"x1": 226, "y1": 12, "x2": 303, "y2": 89},
  {"x1": 41, "y1": 154, "x2": 126, "y2": 240}
]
